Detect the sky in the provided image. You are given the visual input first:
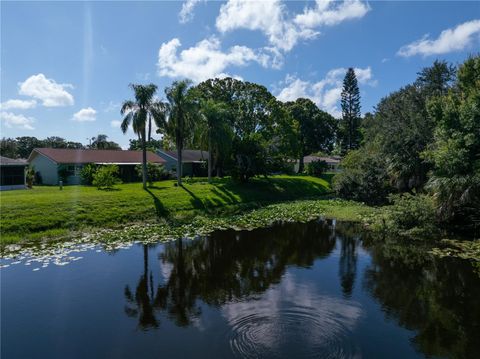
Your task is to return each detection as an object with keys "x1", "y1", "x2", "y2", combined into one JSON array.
[{"x1": 1, "y1": 0, "x2": 479, "y2": 150}]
